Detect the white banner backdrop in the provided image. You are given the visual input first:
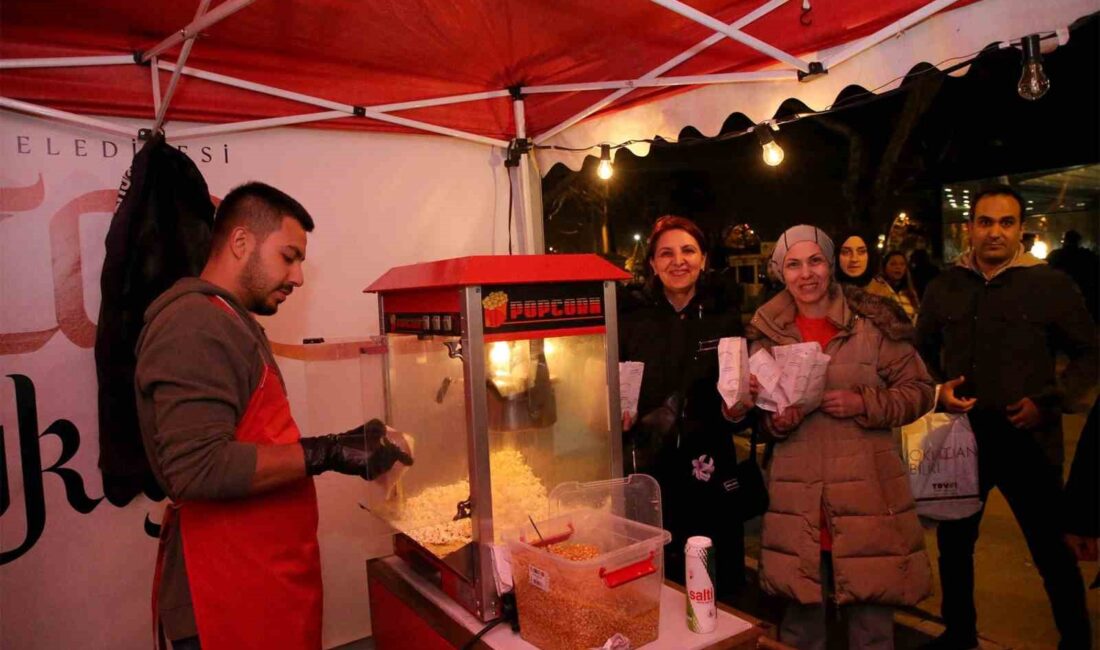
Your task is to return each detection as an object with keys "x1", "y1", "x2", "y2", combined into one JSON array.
[{"x1": 0, "y1": 111, "x2": 510, "y2": 649}]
